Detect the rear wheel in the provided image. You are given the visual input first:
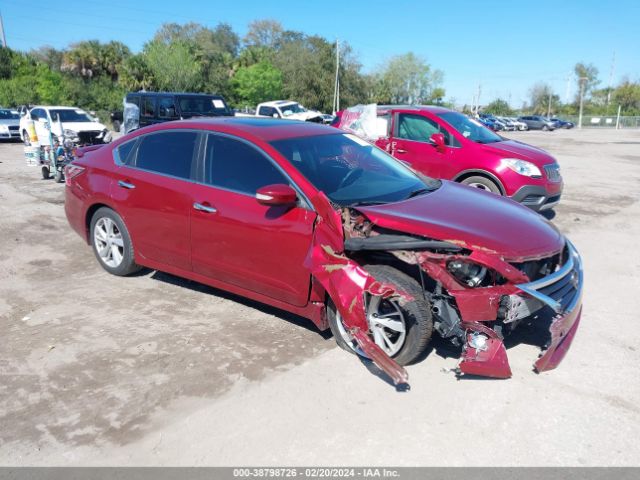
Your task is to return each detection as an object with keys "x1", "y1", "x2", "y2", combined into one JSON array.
[
  {"x1": 54, "y1": 168, "x2": 64, "y2": 183},
  {"x1": 90, "y1": 207, "x2": 141, "y2": 276},
  {"x1": 41, "y1": 166, "x2": 50, "y2": 179},
  {"x1": 460, "y1": 175, "x2": 501, "y2": 194},
  {"x1": 327, "y1": 264, "x2": 433, "y2": 365},
  {"x1": 23, "y1": 130, "x2": 30, "y2": 146}
]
